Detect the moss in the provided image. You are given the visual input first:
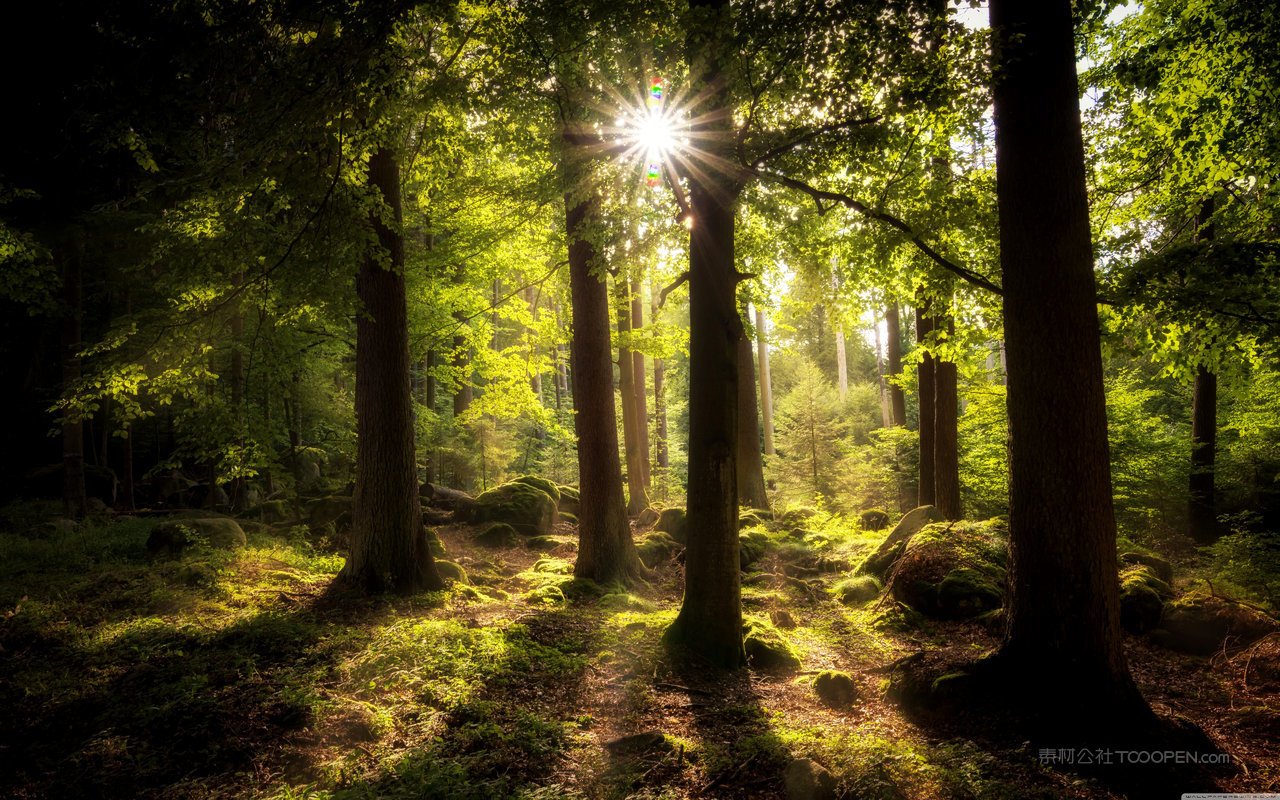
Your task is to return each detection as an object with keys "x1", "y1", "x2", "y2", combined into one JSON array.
[
  {"x1": 832, "y1": 575, "x2": 882, "y2": 606},
  {"x1": 511, "y1": 475, "x2": 560, "y2": 505},
  {"x1": 778, "y1": 506, "x2": 817, "y2": 526},
  {"x1": 812, "y1": 670, "x2": 857, "y2": 708},
  {"x1": 655, "y1": 507, "x2": 687, "y2": 544},
  {"x1": 526, "y1": 584, "x2": 567, "y2": 605},
  {"x1": 888, "y1": 519, "x2": 1007, "y2": 619},
  {"x1": 525, "y1": 535, "x2": 564, "y2": 552},
  {"x1": 858, "y1": 509, "x2": 891, "y2": 531},
  {"x1": 1119, "y1": 551, "x2": 1174, "y2": 586},
  {"x1": 857, "y1": 505, "x2": 946, "y2": 577},
  {"x1": 739, "y1": 530, "x2": 771, "y2": 570},
  {"x1": 739, "y1": 508, "x2": 772, "y2": 530},
  {"x1": 559, "y1": 512, "x2": 578, "y2": 526},
  {"x1": 872, "y1": 600, "x2": 926, "y2": 632},
  {"x1": 556, "y1": 484, "x2": 580, "y2": 514},
  {"x1": 636, "y1": 531, "x2": 679, "y2": 568},
  {"x1": 743, "y1": 617, "x2": 802, "y2": 671},
  {"x1": 146, "y1": 518, "x2": 246, "y2": 555},
  {"x1": 466, "y1": 481, "x2": 558, "y2": 536},
  {"x1": 1154, "y1": 591, "x2": 1278, "y2": 654},
  {"x1": 434, "y1": 560, "x2": 468, "y2": 585},
  {"x1": 473, "y1": 522, "x2": 520, "y2": 548},
  {"x1": 426, "y1": 529, "x2": 447, "y2": 557}
]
